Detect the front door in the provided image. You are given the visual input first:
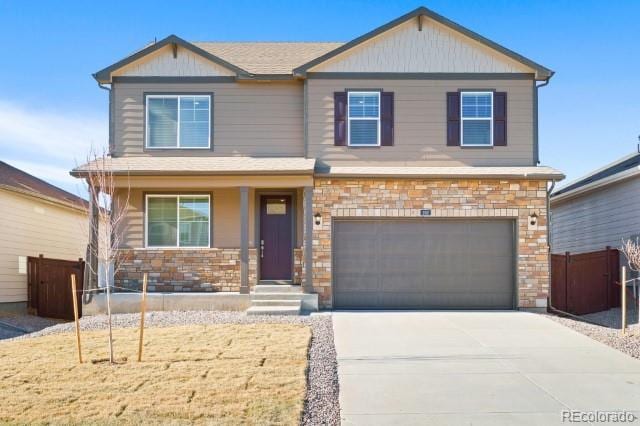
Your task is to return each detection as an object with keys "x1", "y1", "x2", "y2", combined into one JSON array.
[{"x1": 259, "y1": 195, "x2": 293, "y2": 280}]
